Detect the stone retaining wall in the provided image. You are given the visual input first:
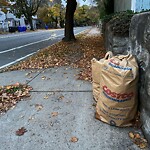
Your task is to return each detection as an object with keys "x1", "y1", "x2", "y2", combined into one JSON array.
[
  {"x1": 104, "y1": 23, "x2": 129, "y2": 55},
  {"x1": 104, "y1": 12, "x2": 150, "y2": 143},
  {"x1": 129, "y1": 12, "x2": 150, "y2": 143}
]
